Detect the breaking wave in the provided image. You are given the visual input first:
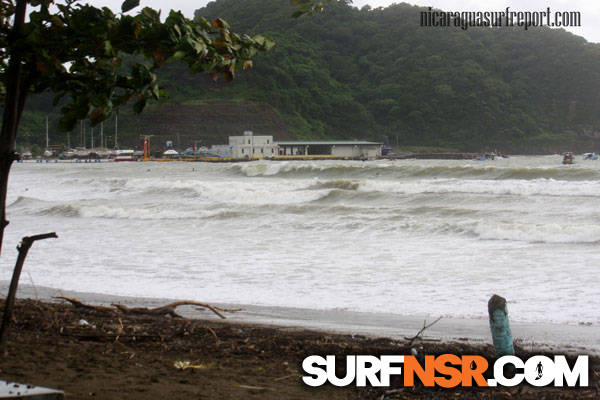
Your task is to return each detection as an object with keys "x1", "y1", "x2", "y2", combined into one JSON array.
[
  {"x1": 228, "y1": 160, "x2": 600, "y2": 181},
  {"x1": 36, "y1": 204, "x2": 81, "y2": 217},
  {"x1": 307, "y1": 180, "x2": 360, "y2": 191},
  {"x1": 472, "y1": 221, "x2": 600, "y2": 244},
  {"x1": 7, "y1": 195, "x2": 37, "y2": 208},
  {"x1": 31, "y1": 203, "x2": 253, "y2": 220}
]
